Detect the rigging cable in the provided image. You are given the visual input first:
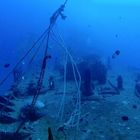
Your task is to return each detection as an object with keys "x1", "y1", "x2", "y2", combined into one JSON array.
[
  {"x1": 28, "y1": 34, "x2": 48, "y2": 65},
  {"x1": 16, "y1": 0, "x2": 68, "y2": 133},
  {"x1": 50, "y1": 28, "x2": 81, "y2": 132},
  {"x1": 31, "y1": 1, "x2": 68, "y2": 107},
  {"x1": 0, "y1": 29, "x2": 49, "y2": 86},
  {"x1": 0, "y1": 30, "x2": 49, "y2": 114},
  {"x1": 58, "y1": 53, "x2": 68, "y2": 121},
  {"x1": 0, "y1": 0, "x2": 68, "y2": 114}
]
